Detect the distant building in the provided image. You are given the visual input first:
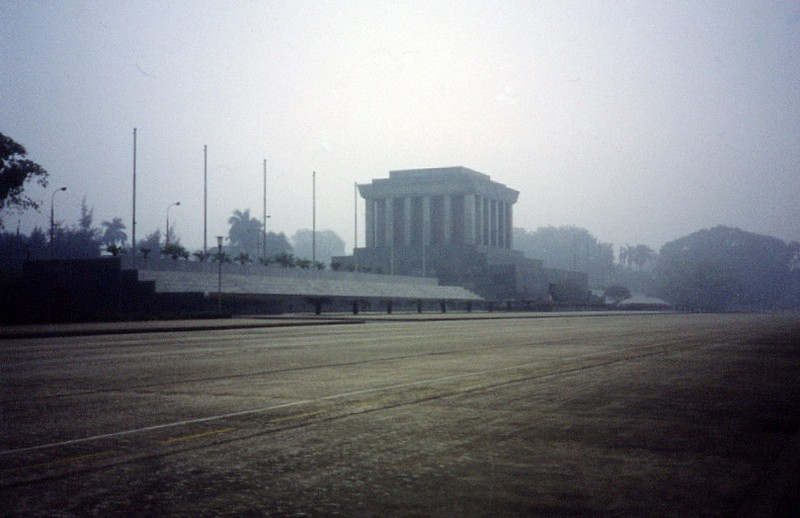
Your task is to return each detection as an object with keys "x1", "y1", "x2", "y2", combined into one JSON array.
[{"x1": 336, "y1": 166, "x2": 588, "y2": 303}]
